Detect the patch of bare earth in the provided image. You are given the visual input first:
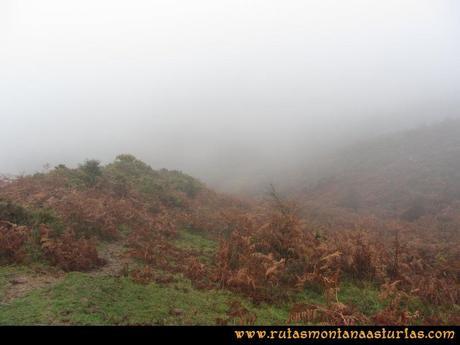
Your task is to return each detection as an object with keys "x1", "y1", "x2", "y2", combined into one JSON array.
[
  {"x1": 90, "y1": 241, "x2": 132, "y2": 277},
  {"x1": 1, "y1": 241, "x2": 132, "y2": 304},
  {"x1": 1, "y1": 267, "x2": 65, "y2": 304}
]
